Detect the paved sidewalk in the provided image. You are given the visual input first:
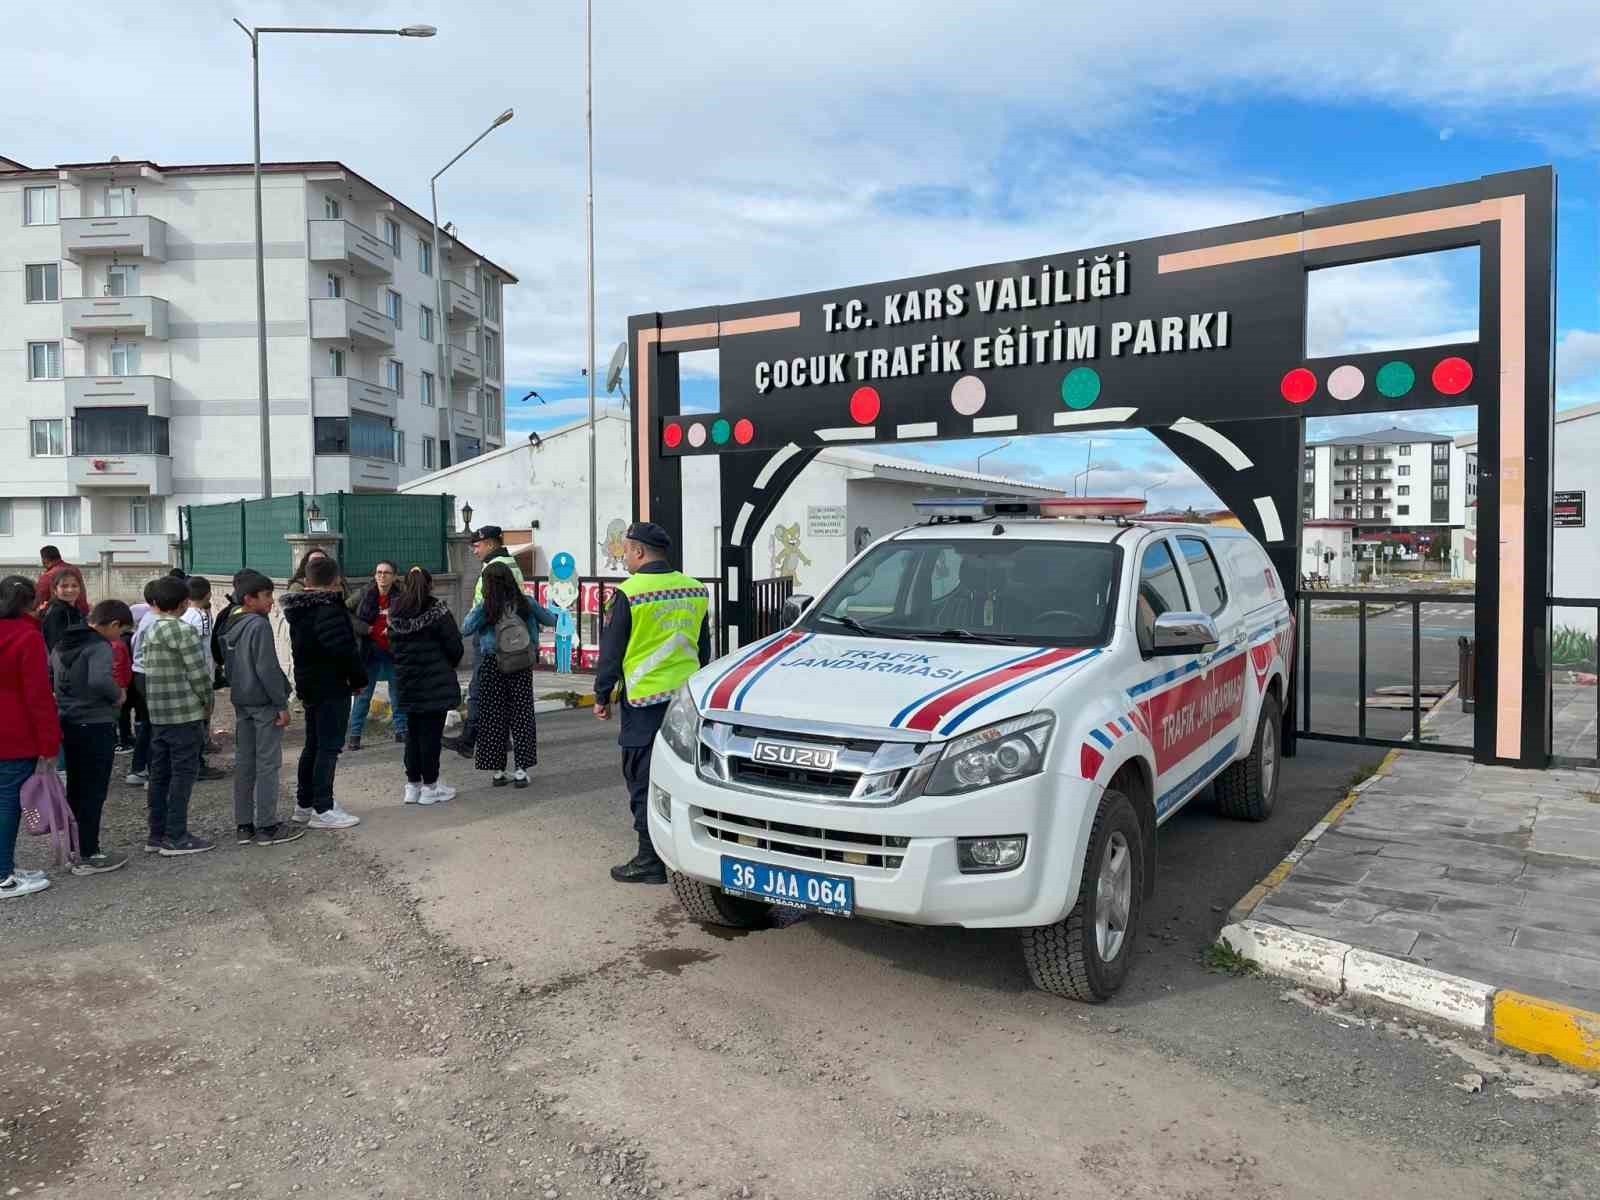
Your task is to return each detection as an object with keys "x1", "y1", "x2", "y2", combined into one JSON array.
[{"x1": 1250, "y1": 686, "x2": 1600, "y2": 1014}]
